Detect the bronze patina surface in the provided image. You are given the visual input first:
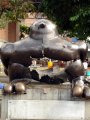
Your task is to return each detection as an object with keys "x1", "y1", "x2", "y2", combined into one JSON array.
[{"x1": 0, "y1": 19, "x2": 88, "y2": 95}]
